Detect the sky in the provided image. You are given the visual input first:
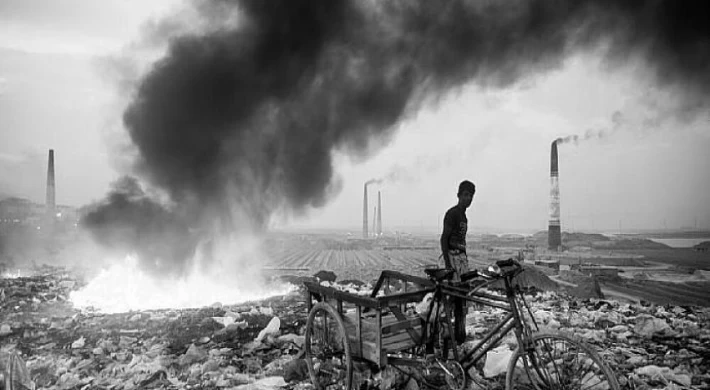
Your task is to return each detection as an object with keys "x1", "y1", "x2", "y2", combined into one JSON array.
[{"x1": 1, "y1": 0, "x2": 709, "y2": 235}]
